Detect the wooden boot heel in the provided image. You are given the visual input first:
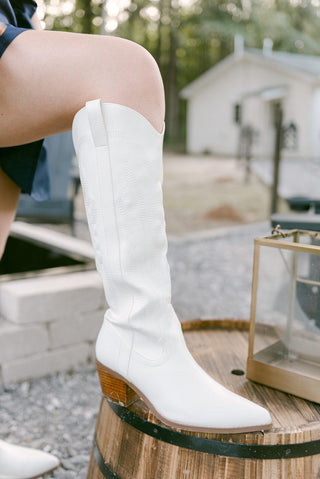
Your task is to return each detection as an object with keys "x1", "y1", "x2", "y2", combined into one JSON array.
[{"x1": 96, "y1": 361, "x2": 138, "y2": 406}]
